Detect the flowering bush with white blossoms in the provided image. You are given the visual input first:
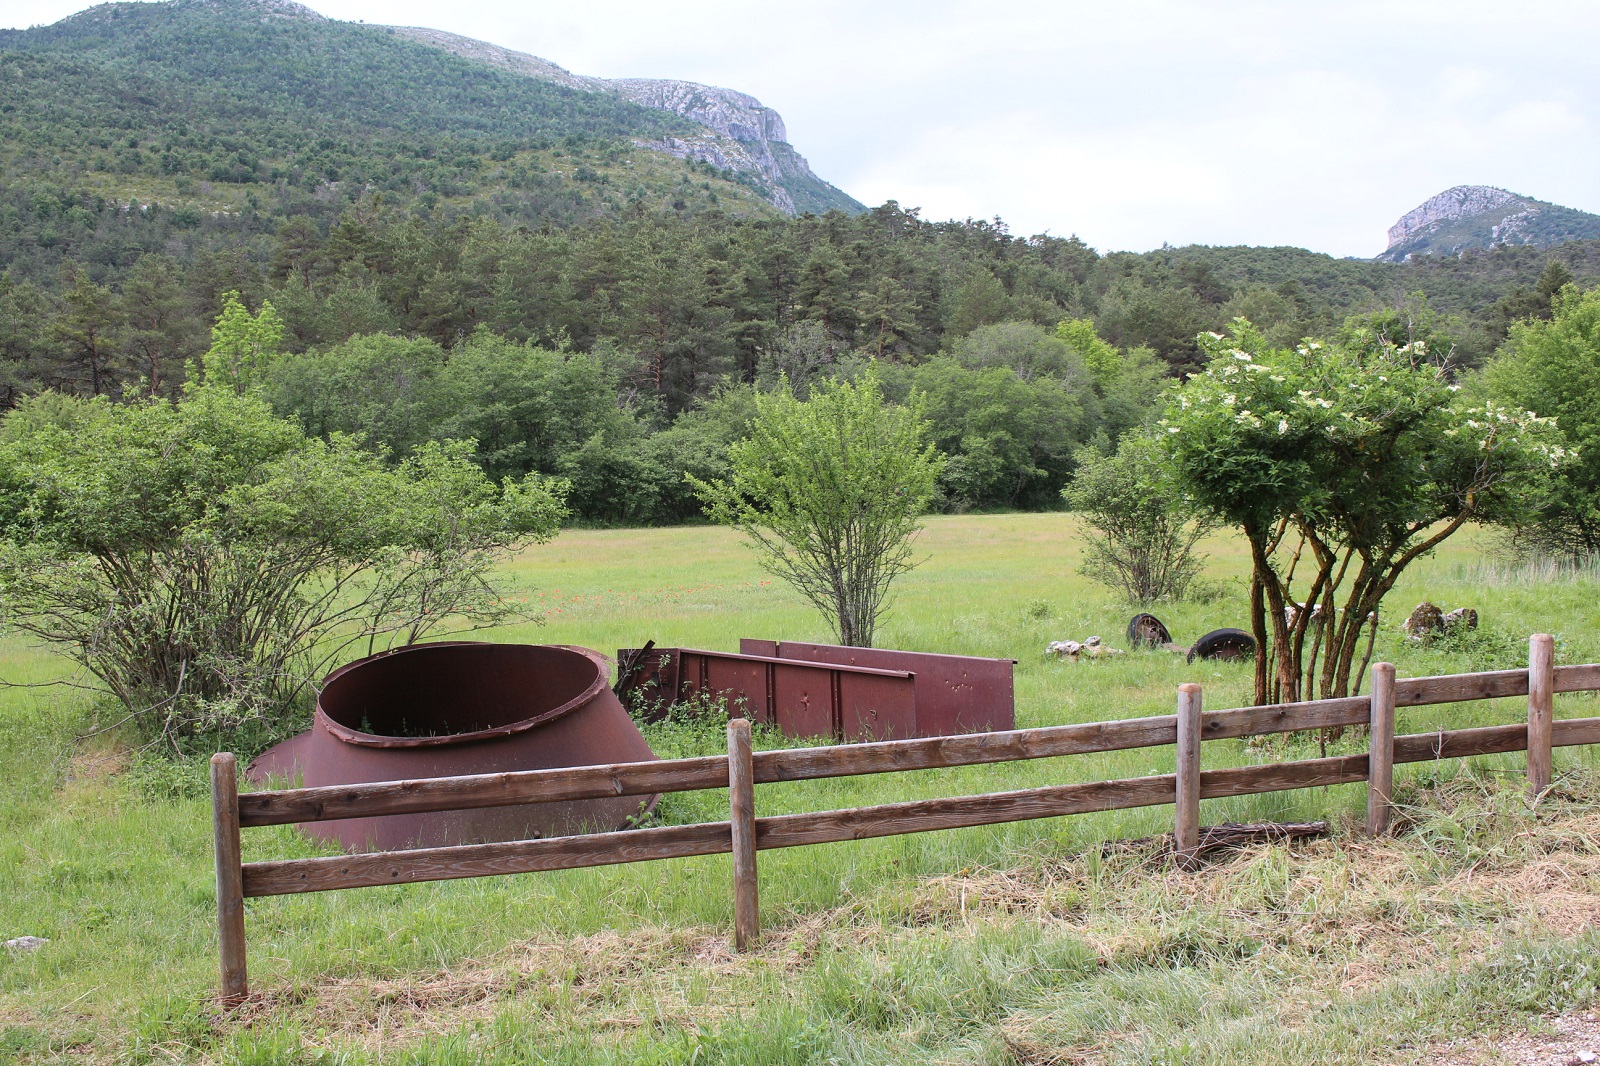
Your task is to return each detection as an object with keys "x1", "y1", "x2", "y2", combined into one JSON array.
[{"x1": 1161, "y1": 319, "x2": 1567, "y2": 705}]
